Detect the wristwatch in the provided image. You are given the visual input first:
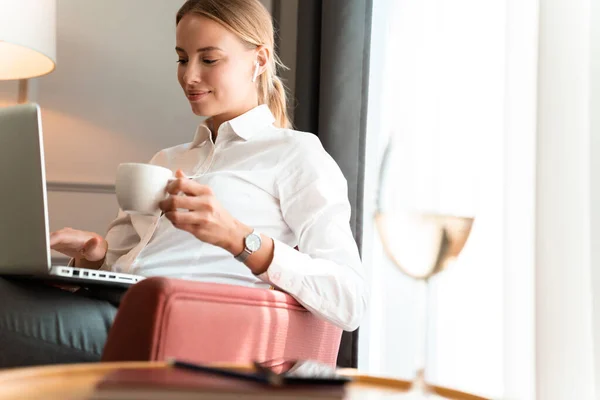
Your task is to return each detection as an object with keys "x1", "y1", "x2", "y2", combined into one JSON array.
[{"x1": 234, "y1": 229, "x2": 262, "y2": 262}]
